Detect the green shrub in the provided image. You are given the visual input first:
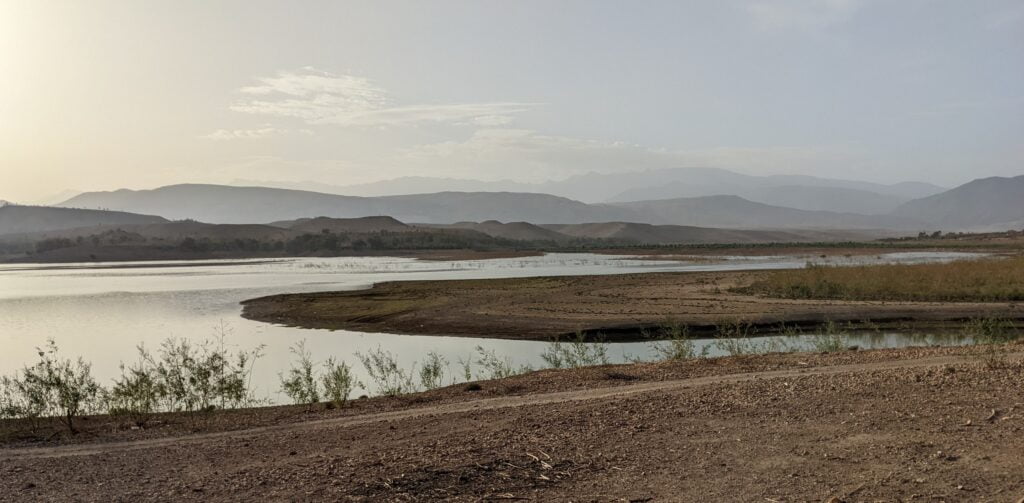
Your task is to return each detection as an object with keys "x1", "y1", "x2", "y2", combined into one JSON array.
[
  {"x1": 475, "y1": 346, "x2": 531, "y2": 379},
  {"x1": 322, "y1": 358, "x2": 360, "y2": 407},
  {"x1": 809, "y1": 320, "x2": 850, "y2": 353},
  {"x1": 143, "y1": 336, "x2": 263, "y2": 417},
  {"x1": 106, "y1": 358, "x2": 161, "y2": 427},
  {"x1": 280, "y1": 341, "x2": 320, "y2": 405},
  {"x1": 18, "y1": 340, "x2": 101, "y2": 433},
  {"x1": 418, "y1": 352, "x2": 447, "y2": 390},
  {"x1": 357, "y1": 346, "x2": 416, "y2": 396},
  {"x1": 648, "y1": 323, "x2": 702, "y2": 361},
  {"x1": 541, "y1": 332, "x2": 611, "y2": 369}
]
